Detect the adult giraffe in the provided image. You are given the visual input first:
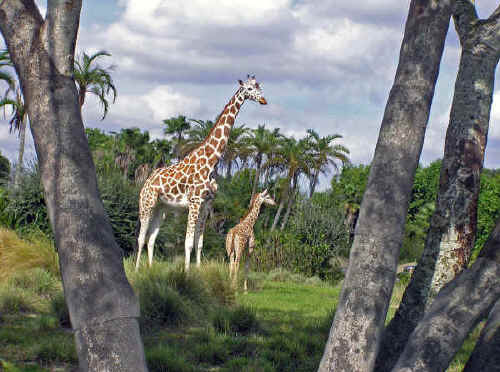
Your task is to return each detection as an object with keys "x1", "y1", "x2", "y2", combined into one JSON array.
[{"x1": 136, "y1": 76, "x2": 267, "y2": 271}]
